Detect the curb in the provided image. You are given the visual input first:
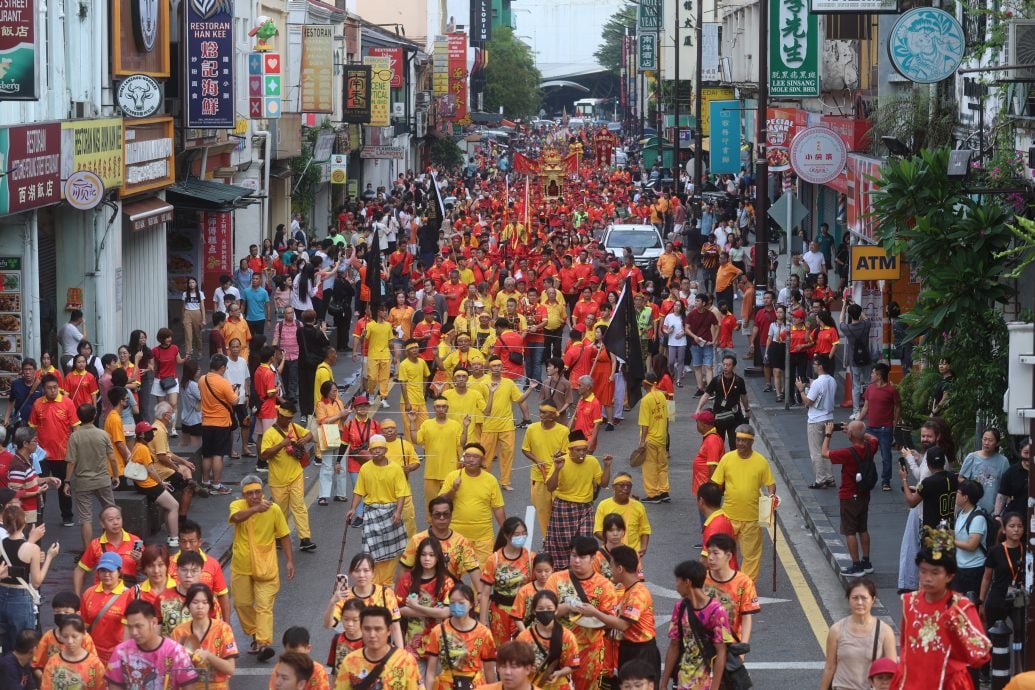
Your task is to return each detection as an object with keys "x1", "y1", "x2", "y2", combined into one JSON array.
[{"x1": 750, "y1": 402, "x2": 896, "y2": 626}]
